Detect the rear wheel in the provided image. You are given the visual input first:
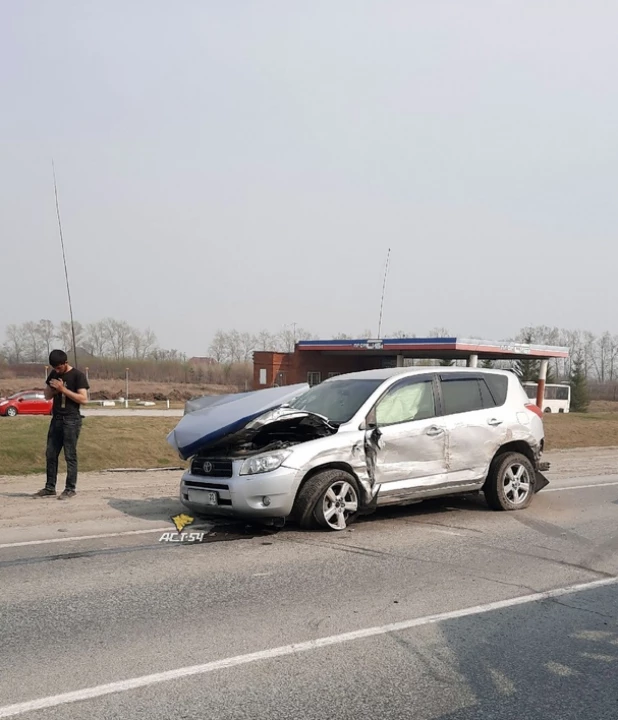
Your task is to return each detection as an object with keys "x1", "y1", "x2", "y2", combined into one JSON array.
[
  {"x1": 293, "y1": 469, "x2": 360, "y2": 531},
  {"x1": 484, "y1": 452, "x2": 535, "y2": 511},
  {"x1": 6, "y1": 406, "x2": 17, "y2": 417}
]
